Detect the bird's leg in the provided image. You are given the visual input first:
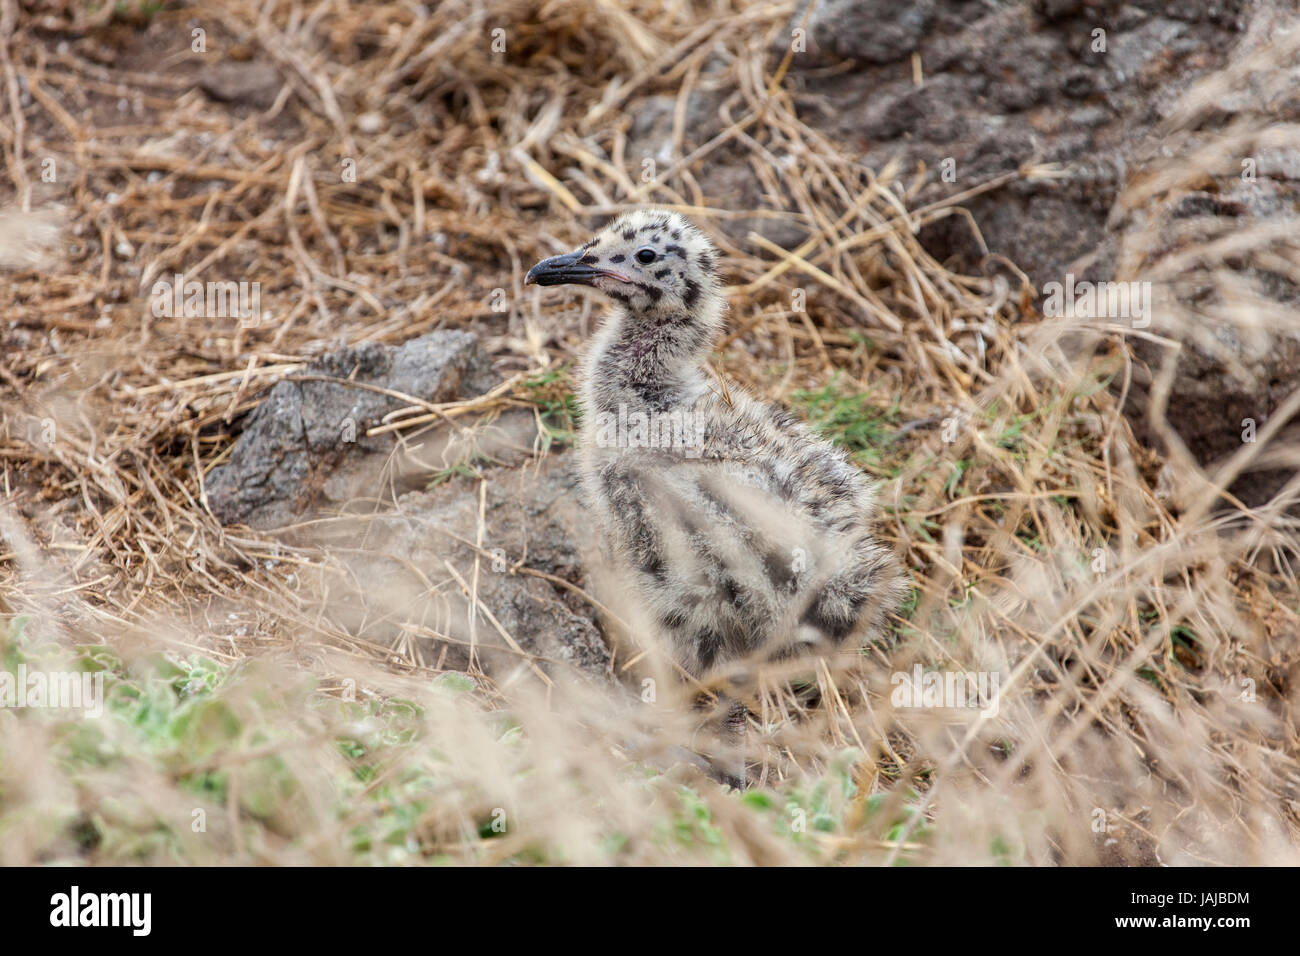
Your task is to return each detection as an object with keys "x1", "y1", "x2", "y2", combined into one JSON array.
[
  {"x1": 692, "y1": 691, "x2": 748, "y2": 789},
  {"x1": 724, "y1": 696, "x2": 748, "y2": 789}
]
